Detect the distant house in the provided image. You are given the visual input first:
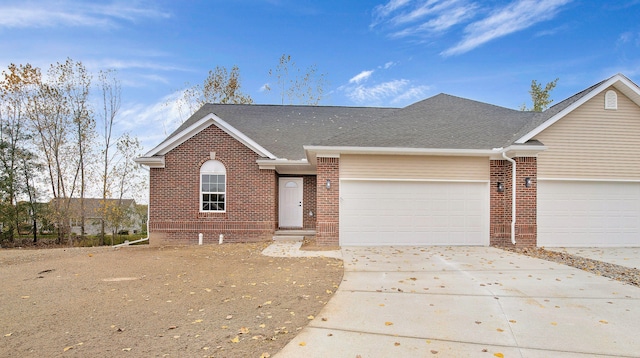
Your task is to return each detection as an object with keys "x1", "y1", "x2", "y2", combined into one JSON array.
[{"x1": 50, "y1": 198, "x2": 144, "y2": 236}]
